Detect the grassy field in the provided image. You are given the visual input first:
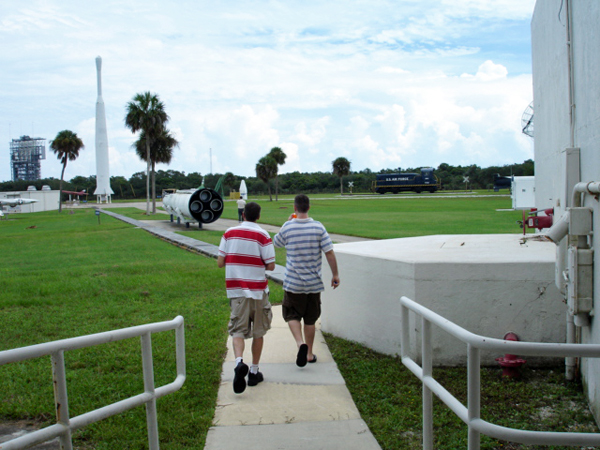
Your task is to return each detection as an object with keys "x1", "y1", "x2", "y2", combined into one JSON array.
[
  {"x1": 0, "y1": 209, "x2": 280, "y2": 449},
  {"x1": 1, "y1": 197, "x2": 596, "y2": 449},
  {"x1": 217, "y1": 194, "x2": 523, "y2": 239},
  {"x1": 101, "y1": 206, "x2": 168, "y2": 221}
]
